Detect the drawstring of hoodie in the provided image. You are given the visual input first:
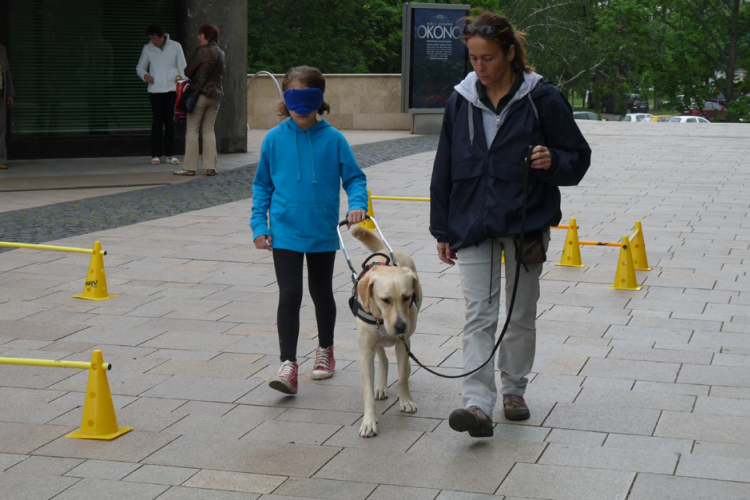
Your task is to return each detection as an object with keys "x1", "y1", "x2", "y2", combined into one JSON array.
[
  {"x1": 294, "y1": 129, "x2": 318, "y2": 184},
  {"x1": 295, "y1": 136, "x2": 301, "y2": 181},
  {"x1": 308, "y1": 133, "x2": 317, "y2": 184}
]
